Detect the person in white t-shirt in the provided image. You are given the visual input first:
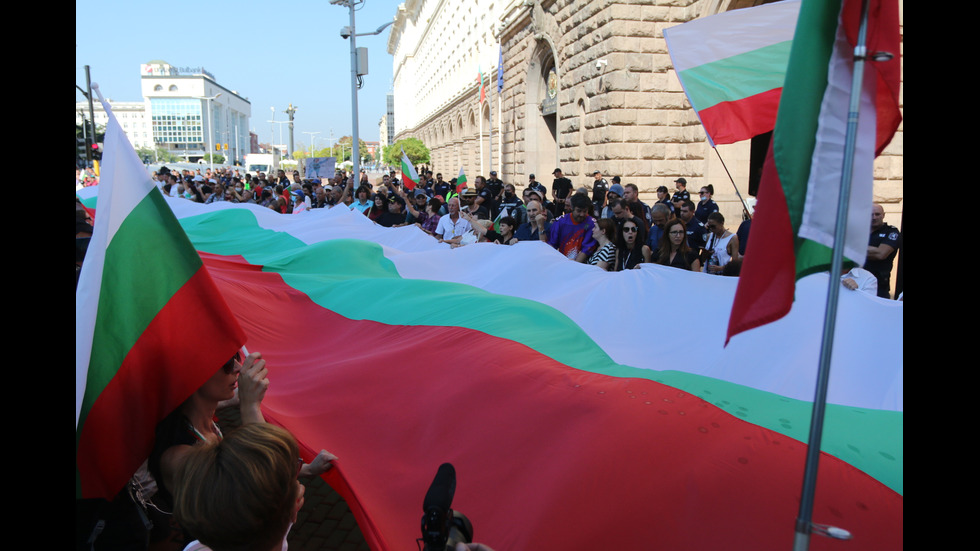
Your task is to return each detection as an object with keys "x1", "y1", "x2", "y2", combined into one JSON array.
[{"x1": 840, "y1": 266, "x2": 878, "y2": 295}]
